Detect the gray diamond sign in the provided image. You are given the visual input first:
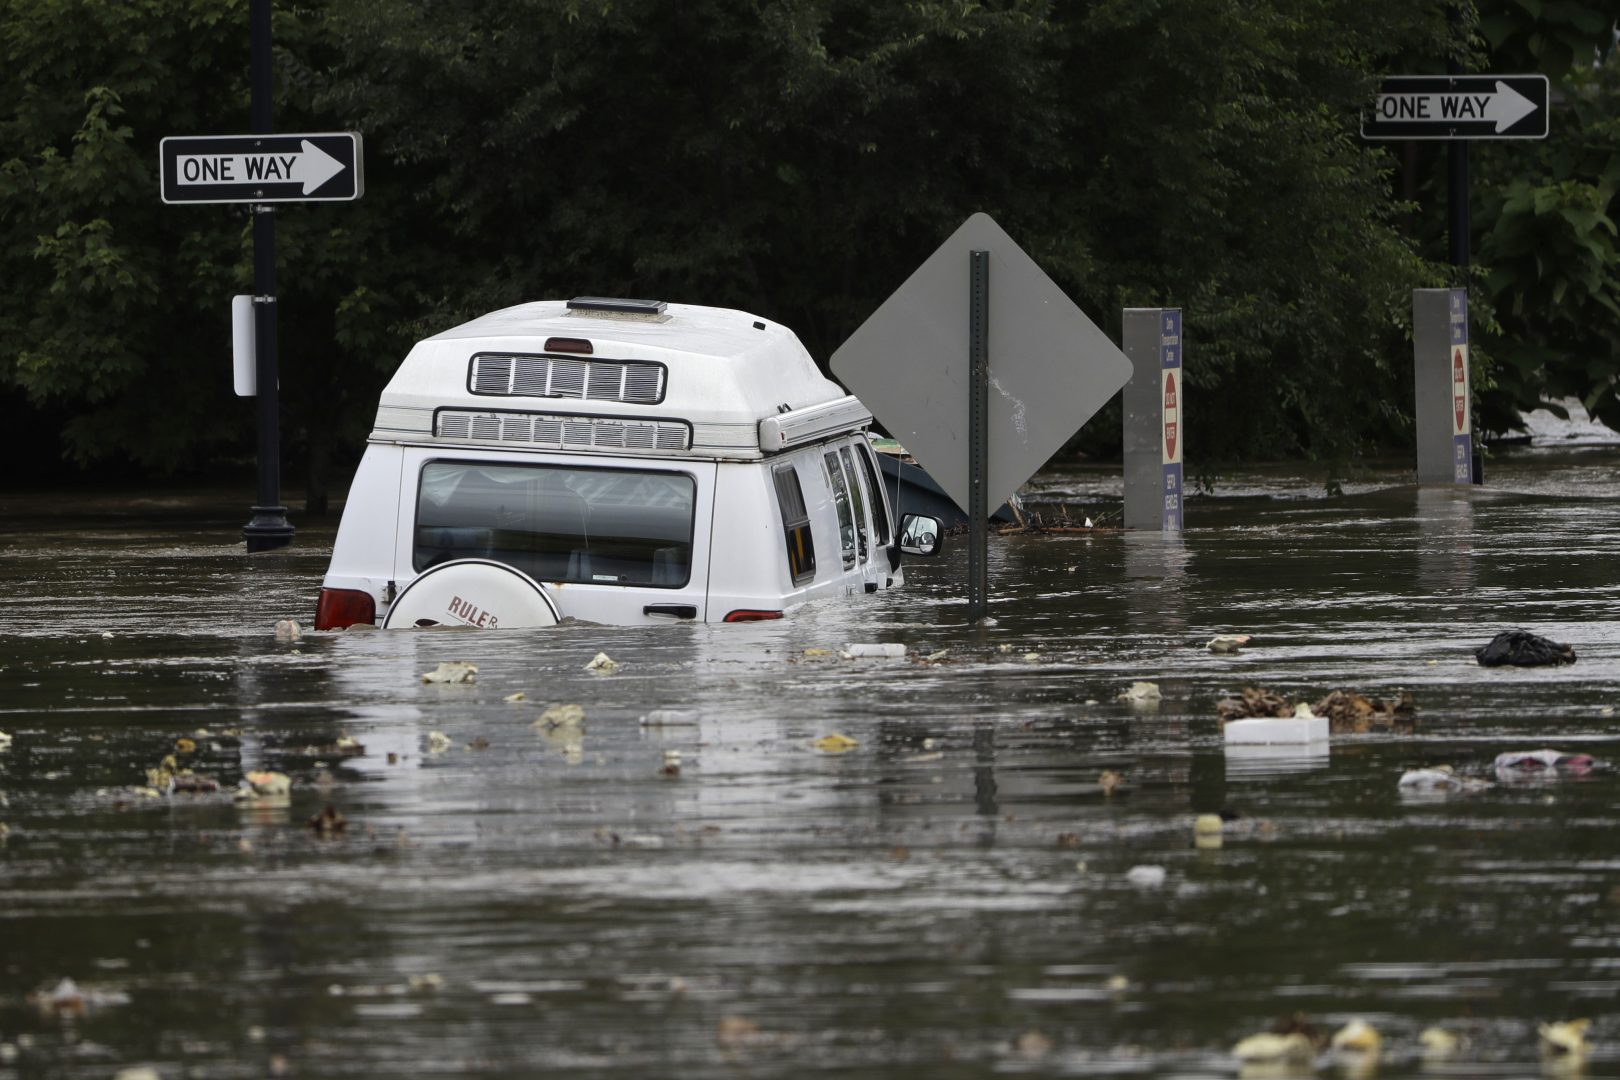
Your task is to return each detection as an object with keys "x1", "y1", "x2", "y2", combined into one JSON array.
[{"x1": 831, "y1": 212, "x2": 1132, "y2": 514}]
